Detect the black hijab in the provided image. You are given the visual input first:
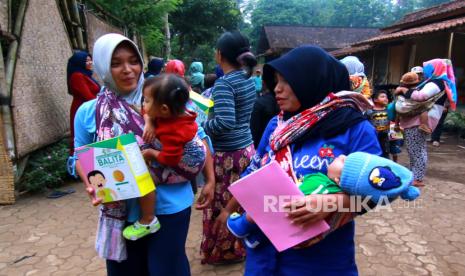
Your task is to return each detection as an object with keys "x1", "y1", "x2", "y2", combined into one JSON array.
[
  {"x1": 262, "y1": 45, "x2": 366, "y2": 139},
  {"x1": 145, "y1": 58, "x2": 164, "y2": 78}
]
